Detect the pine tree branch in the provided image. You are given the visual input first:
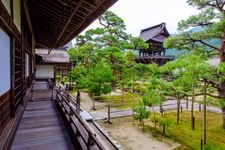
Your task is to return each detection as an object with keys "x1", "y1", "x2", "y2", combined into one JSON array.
[
  {"x1": 203, "y1": 0, "x2": 224, "y2": 12},
  {"x1": 216, "y1": 0, "x2": 225, "y2": 12},
  {"x1": 206, "y1": 92, "x2": 221, "y2": 98},
  {"x1": 222, "y1": 1, "x2": 225, "y2": 9},
  {"x1": 197, "y1": 40, "x2": 220, "y2": 51},
  {"x1": 98, "y1": 18, "x2": 108, "y2": 28},
  {"x1": 199, "y1": 79, "x2": 219, "y2": 89}
]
